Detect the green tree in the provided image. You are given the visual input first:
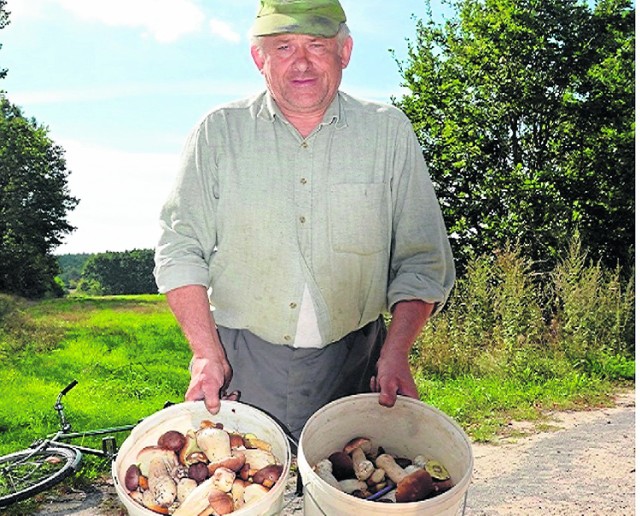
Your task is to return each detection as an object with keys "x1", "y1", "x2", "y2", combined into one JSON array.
[
  {"x1": 0, "y1": 0, "x2": 8, "y2": 82},
  {"x1": 79, "y1": 249, "x2": 157, "y2": 295},
  {"x1": 395, "y1": 0, "x2": 634, "y2": 272},
  {"x1": 0, "y1": 97, "x2": 79, "y2": 297}
]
